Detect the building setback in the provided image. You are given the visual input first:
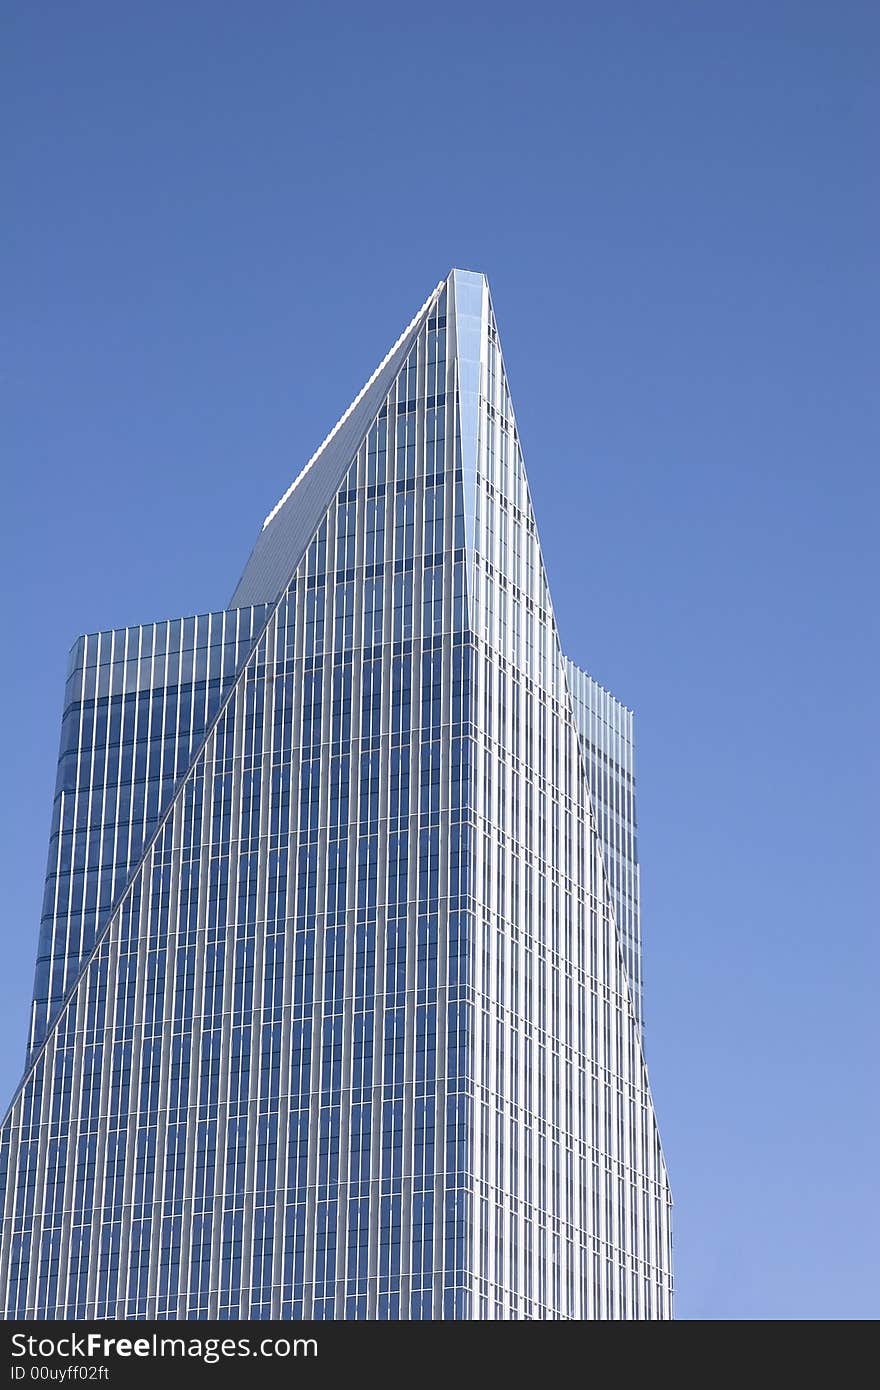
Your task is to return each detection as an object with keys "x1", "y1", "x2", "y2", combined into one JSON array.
[{"x1": 0, "y1": 270, "x2": 673, "y2": 1319}]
